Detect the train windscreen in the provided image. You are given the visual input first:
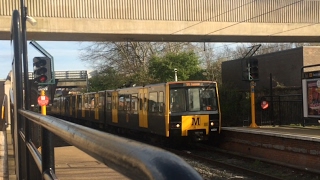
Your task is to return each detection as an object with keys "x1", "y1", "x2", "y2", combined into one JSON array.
[{"x1": 170, "y1": 86, "x2": 217, "y2": 112}]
